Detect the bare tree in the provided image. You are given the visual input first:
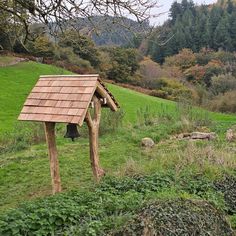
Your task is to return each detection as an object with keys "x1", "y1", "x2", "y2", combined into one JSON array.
[{"x1": 0, "y1": 0, "x2": 158, "y2": 42}]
